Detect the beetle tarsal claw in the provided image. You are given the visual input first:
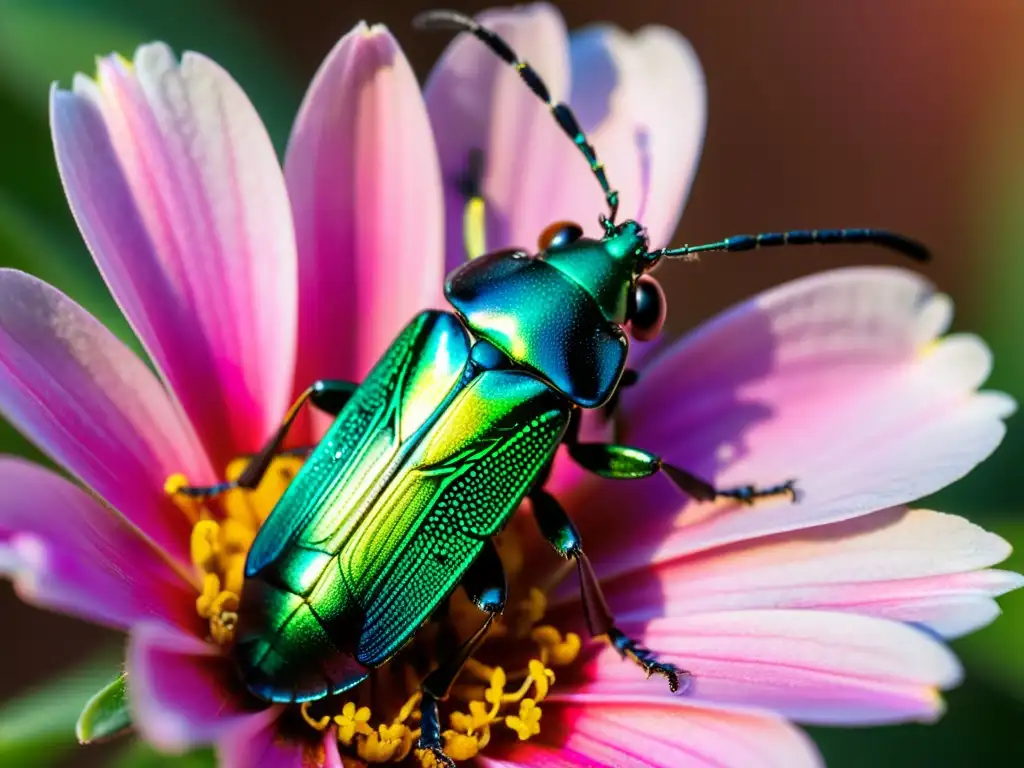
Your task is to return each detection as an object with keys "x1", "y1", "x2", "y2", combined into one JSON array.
[
  {"x1": 716, "y1": 478, "x2": 801, "y2": 505},
  {"x1": 641, "y1": 660, "x2": 690, "y2": 694}
]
